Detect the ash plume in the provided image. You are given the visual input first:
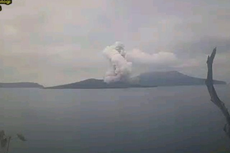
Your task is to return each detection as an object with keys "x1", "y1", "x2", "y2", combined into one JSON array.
[
  {"x1": 102, "y1": 42, "x2": 179, "y2": 84},
  {"x1": 103, "y1": 42, "x2": 132, "y2": 83}
]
